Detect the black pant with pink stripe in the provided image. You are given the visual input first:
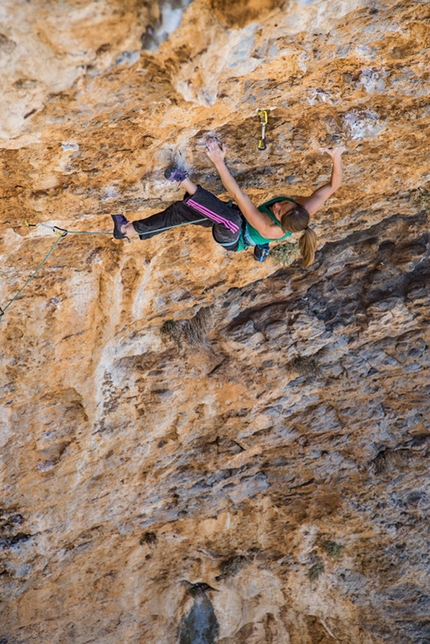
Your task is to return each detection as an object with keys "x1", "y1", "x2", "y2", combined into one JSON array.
[{"x1": 132, "y1": 186, "x2": 243, "y2": 251}]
